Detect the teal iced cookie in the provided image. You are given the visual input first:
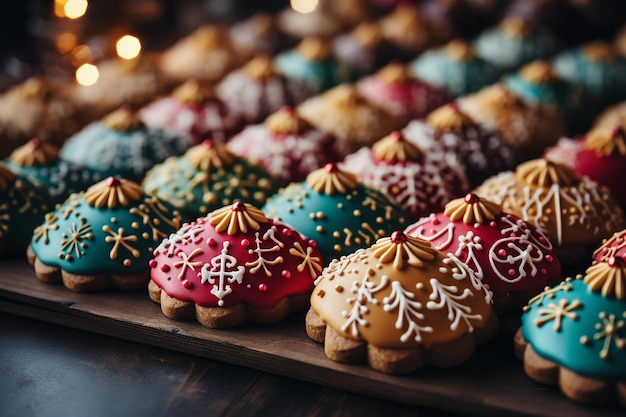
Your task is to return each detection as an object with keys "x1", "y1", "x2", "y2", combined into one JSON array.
[
  {"x1": 474, "y1": 17, "x2": 561, "y2": 71},
  {"x1": 275, "y1": 37, "x2": 351, "y2": 93},
  {"x1": 27, "y1": 177, "x2": 182, "y2": 292},
  {"x1": 143, "y1": 140, "x2": 280, "y2": 221},
  {"x1": 5, "y1": 138, "x2": 103, "y2": 204},
  {"x1": 0, "y1": 162, "x2": 54, "y2": 255},
  {"x1": 263, "y1": 163, "x2": 407, "y2": 261},
  {"x1": 60, "y1": 107, "x2": 191, "y2": 182},
  {"x1": 411, "y1": 39, "x2": 501, "y2": 96},
  {"x1": 552, "y1": 41, "x2": 626, "y2": 107},
  {"x1": 516, "y1": 253, "x2": 626, "y2": 406}
]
